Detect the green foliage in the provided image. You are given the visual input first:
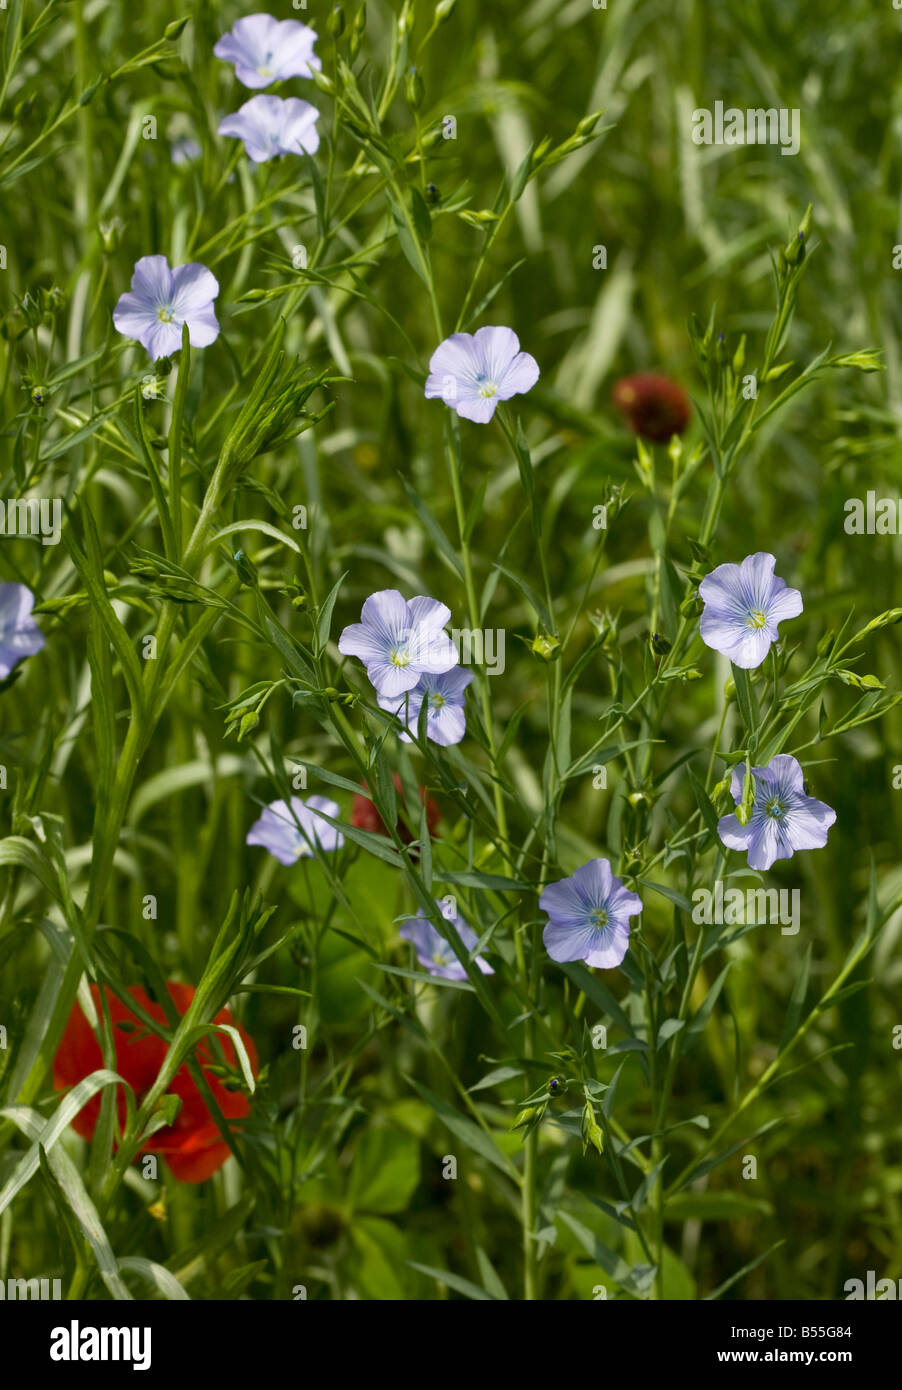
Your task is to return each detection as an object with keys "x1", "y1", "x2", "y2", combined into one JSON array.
[{"x1": 1, "y1": 0, "x2": 901, "y2": 1303}]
